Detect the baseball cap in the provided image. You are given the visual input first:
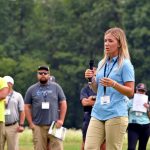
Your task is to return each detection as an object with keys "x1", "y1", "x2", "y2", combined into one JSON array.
[
  {"x1": 136, "y1": 83, "x2": 147, "y2": 92},
  {"x1": 38, "y1": 65, "x2": 49, "y2": 71},
  {"x1": 3, "y1": 76, "x2": 14, "y2": 85}
]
